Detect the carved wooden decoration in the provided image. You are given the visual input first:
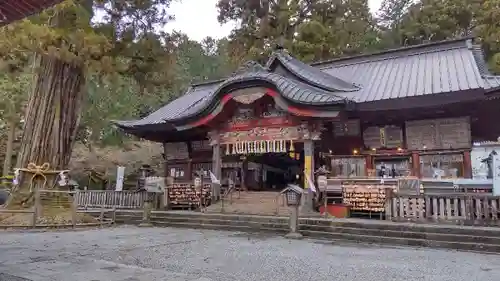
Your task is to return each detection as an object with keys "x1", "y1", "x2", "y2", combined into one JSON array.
[{"x1": 232, "y1": 92, "x2": 265, "y2": 104}]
